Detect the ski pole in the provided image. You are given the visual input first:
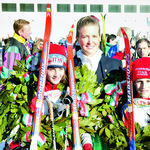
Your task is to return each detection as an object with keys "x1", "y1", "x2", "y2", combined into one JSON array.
[{"x1": 47, "y1": 101, "x2": 57, "y2": 150}]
